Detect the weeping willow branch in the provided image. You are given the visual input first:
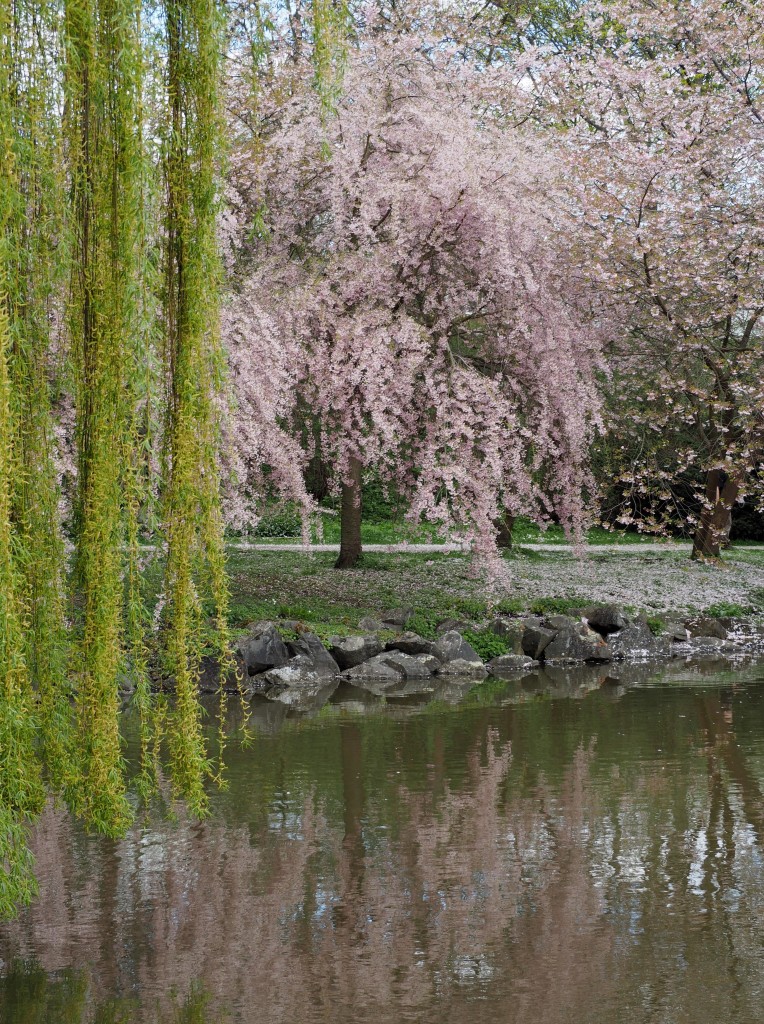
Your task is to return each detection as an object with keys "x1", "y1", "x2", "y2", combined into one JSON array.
[
  {"x1": 6, "y1": 0, "x2": 73, "y2": 796},
  {"x1": 1, "y1": 0, "x2": 233, "y2": 919},
  {"x1": 64, "y1": 0, "x2": 148, "y2": 835},
  {"x1": 161, "y1": 0, "x2": 231, "y2": 815},
  {"x1": 0, "y1": 305, "x2": 45, "y2": 919},
  {"x1": 311, "y1": 0, "x2": 349, "y2": 122},
  {"x1": 0, "y1": 0, "x2": 64, "y2": 918}
]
